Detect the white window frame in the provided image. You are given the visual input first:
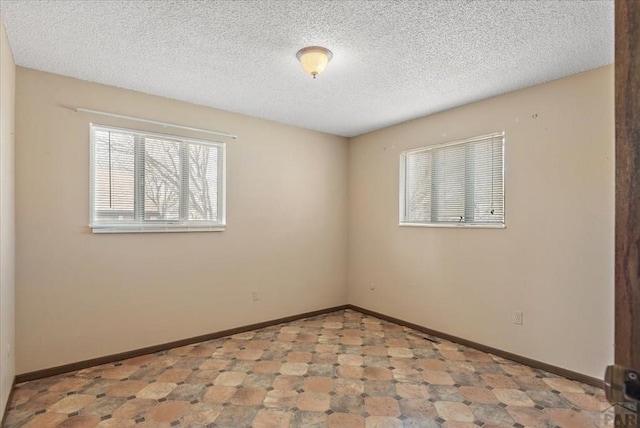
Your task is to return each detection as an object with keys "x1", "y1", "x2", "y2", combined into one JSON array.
[
  {"x1": 89, "y1": 124, "x2": 226, "y2": 233},
  {"x1": 399, "y1": 132, "x2": 505, "y2": 229}
]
